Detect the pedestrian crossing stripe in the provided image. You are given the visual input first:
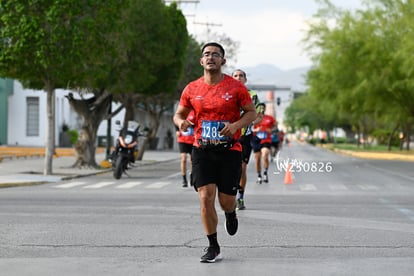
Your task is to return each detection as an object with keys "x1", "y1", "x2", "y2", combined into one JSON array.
[
  {"x1": 329, "y1": 184, "x2": 347, "y2": 190},
  {"x1": 115, "y1": 182, "x2": 143, "y2": 189},
  {"x1": 83, "y1": 181, "x2": 115, "y2": 189},
  {"x1": 146, "y1": 182, "x2": 170, "y2": 189},
  {"x1": 357, "y1": 184, "x2": 379, "y2": 190},
  {"x1": 299, "y1": 184, "x2": 317, "y2": 191},
  {"x1": 51, "y1": 181, "x2": 390, "y2": 192},
  {"x1": 54, "y1": 181, "x2": 88, "y2": 188}
]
